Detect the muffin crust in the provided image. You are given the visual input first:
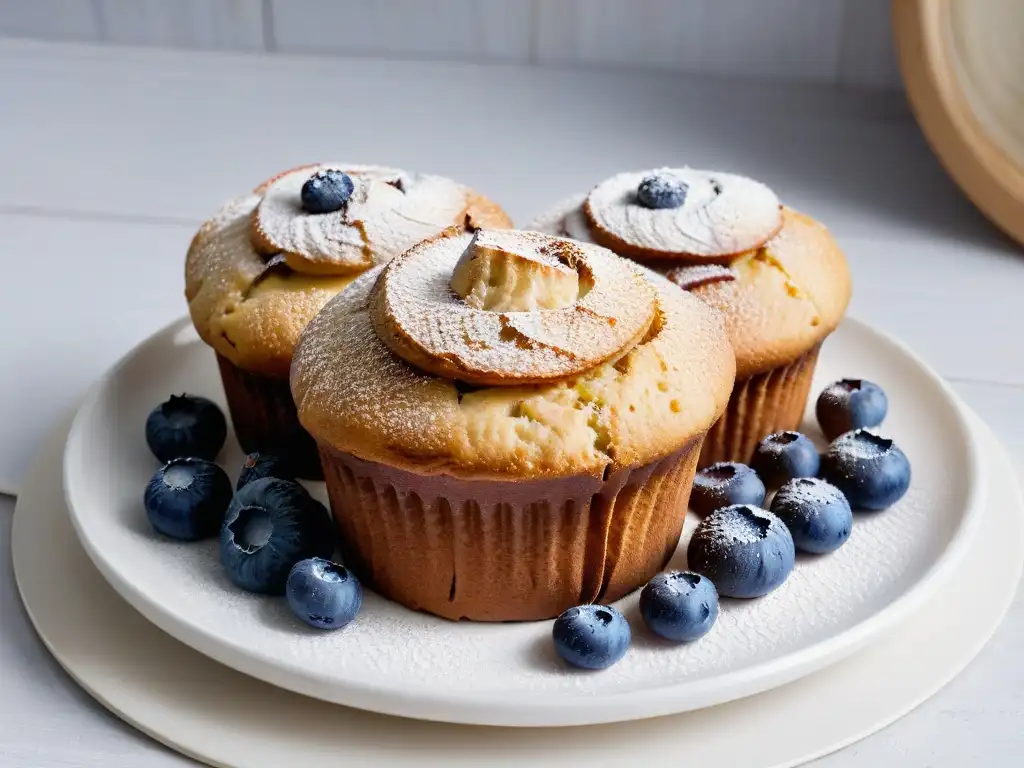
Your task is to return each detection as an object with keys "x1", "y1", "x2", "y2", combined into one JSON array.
[
  {"x1": 532, "y1": 192, "x2": 851, "y2": 379},
  {"x1": 291, "y1": 231, "x2": 735, "y2": 479},
  {"x1": 185, "y1": 165, "x2": 512, "y2": 378}
]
